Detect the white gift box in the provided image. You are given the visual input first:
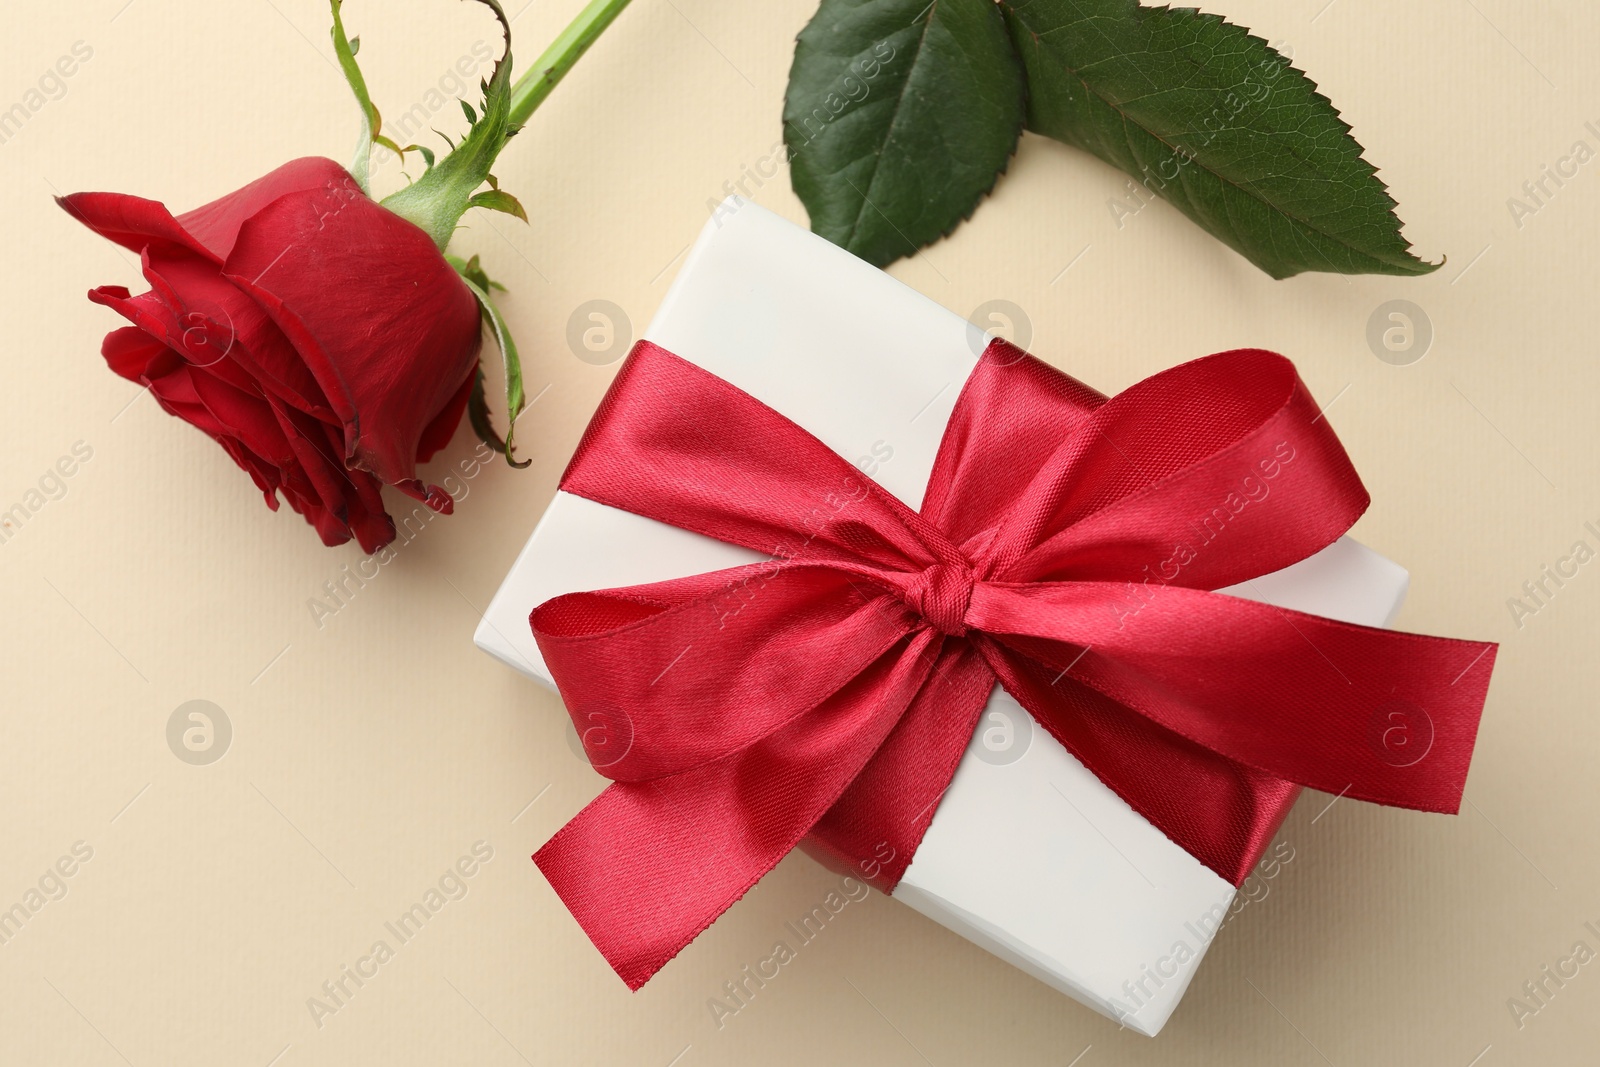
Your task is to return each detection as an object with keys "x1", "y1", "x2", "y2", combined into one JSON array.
[{"x1": 475, "y1": 198, "x2": 1408, "y2": 1036}]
